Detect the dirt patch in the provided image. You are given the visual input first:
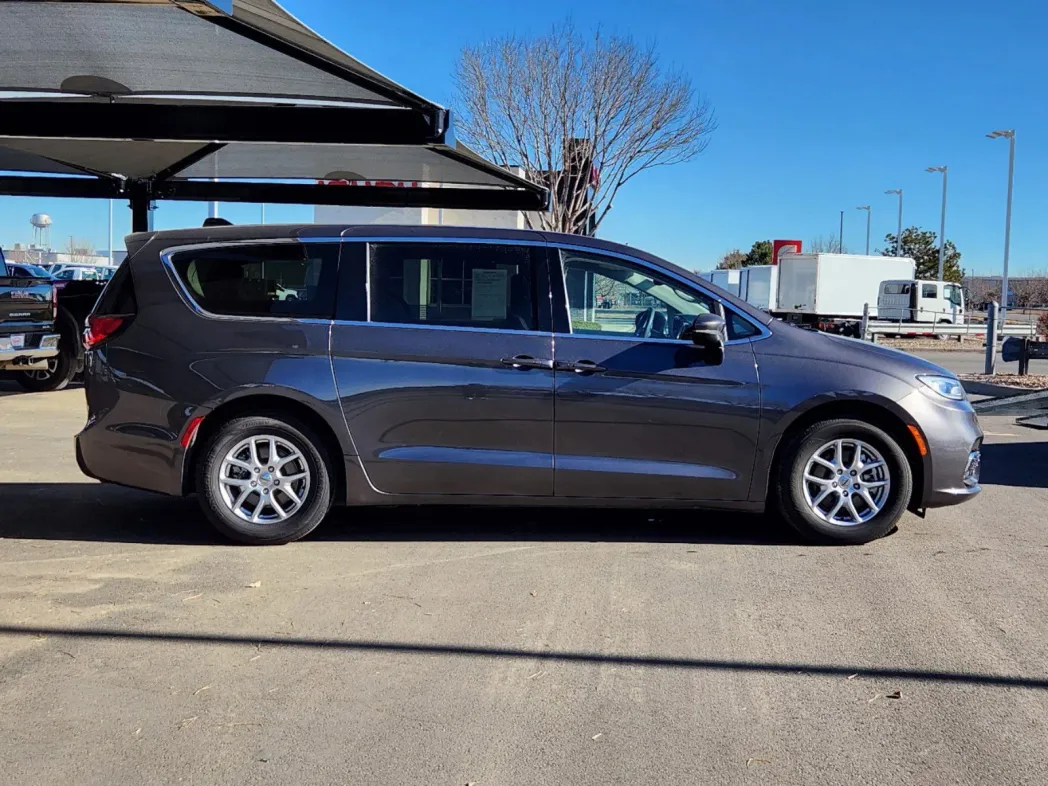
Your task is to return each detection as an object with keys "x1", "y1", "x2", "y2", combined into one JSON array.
[{"x1": 960, "y1": 373, "x2": 1048, "y2": 390}]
